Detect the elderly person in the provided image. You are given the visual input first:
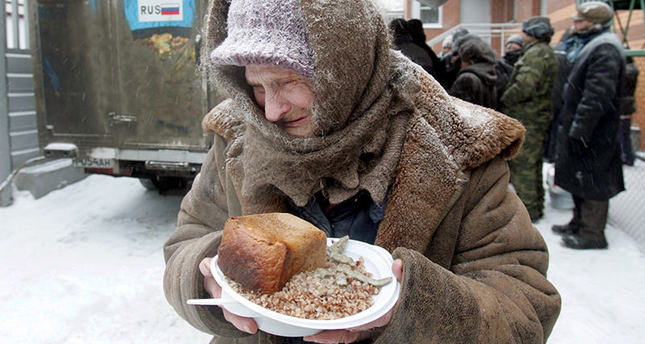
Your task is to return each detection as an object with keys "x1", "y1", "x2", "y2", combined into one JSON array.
[
  {"x1": 552, "y1": 1, "x2": 626, "y2": 249},
  {"x1": 163, "y1": 0, "x2": 561, "y2": 342},
  {"x1": 500, "y1": 17, "x2": 558, "y2": 222}
]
